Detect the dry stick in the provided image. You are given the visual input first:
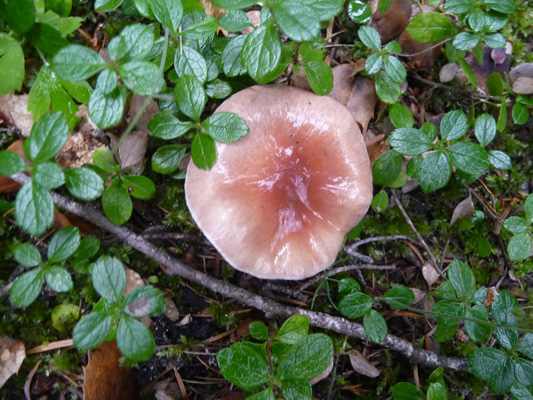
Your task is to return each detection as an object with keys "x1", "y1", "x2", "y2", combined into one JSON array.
[{"x1": 9, "y1": 172, "x2": 468, "y2": 371}]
